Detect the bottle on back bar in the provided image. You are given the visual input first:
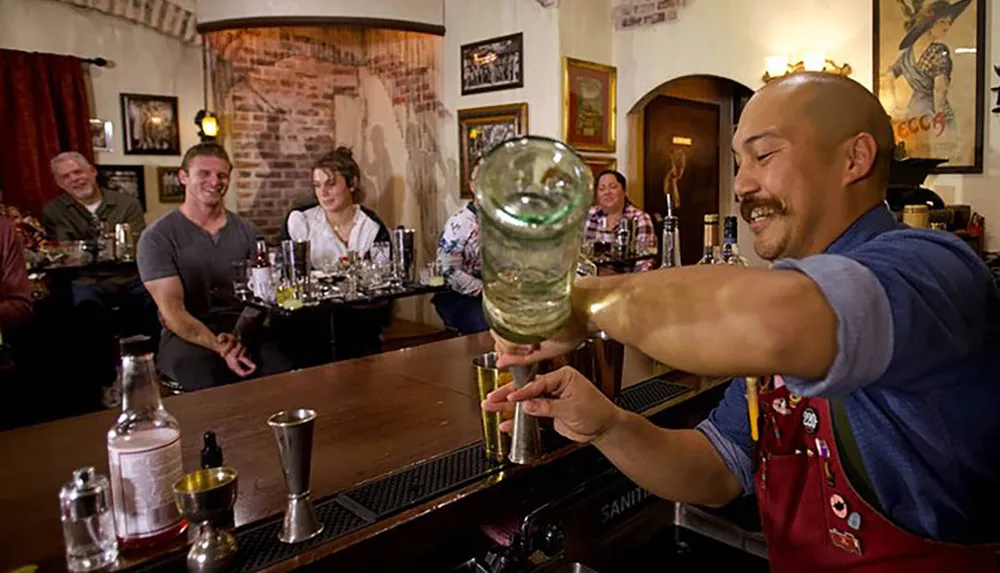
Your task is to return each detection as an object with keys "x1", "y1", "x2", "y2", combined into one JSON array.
[
  {"x1": 661, "y1": 215, "x2": 680, "y2": 268},
  {"x1": 696, "y1": 214, "x2": 724, "y2": 265},
  {"x1": 721, "y1": 215, "x2": 749, "y2": 266},
  {"x1": 250, "y1": 238, "x2": 273, "y2": 302},
  {"x1": 107, "y1": 335, "x2": 187, "y2": 549}
]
